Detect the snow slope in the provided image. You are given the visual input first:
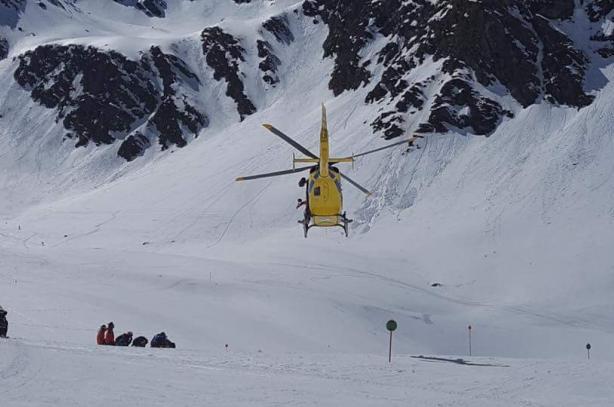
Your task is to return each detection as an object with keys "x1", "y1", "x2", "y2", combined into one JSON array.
[{"x1": 1, "y1": 0, "x2": 614, "y2": 405}]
